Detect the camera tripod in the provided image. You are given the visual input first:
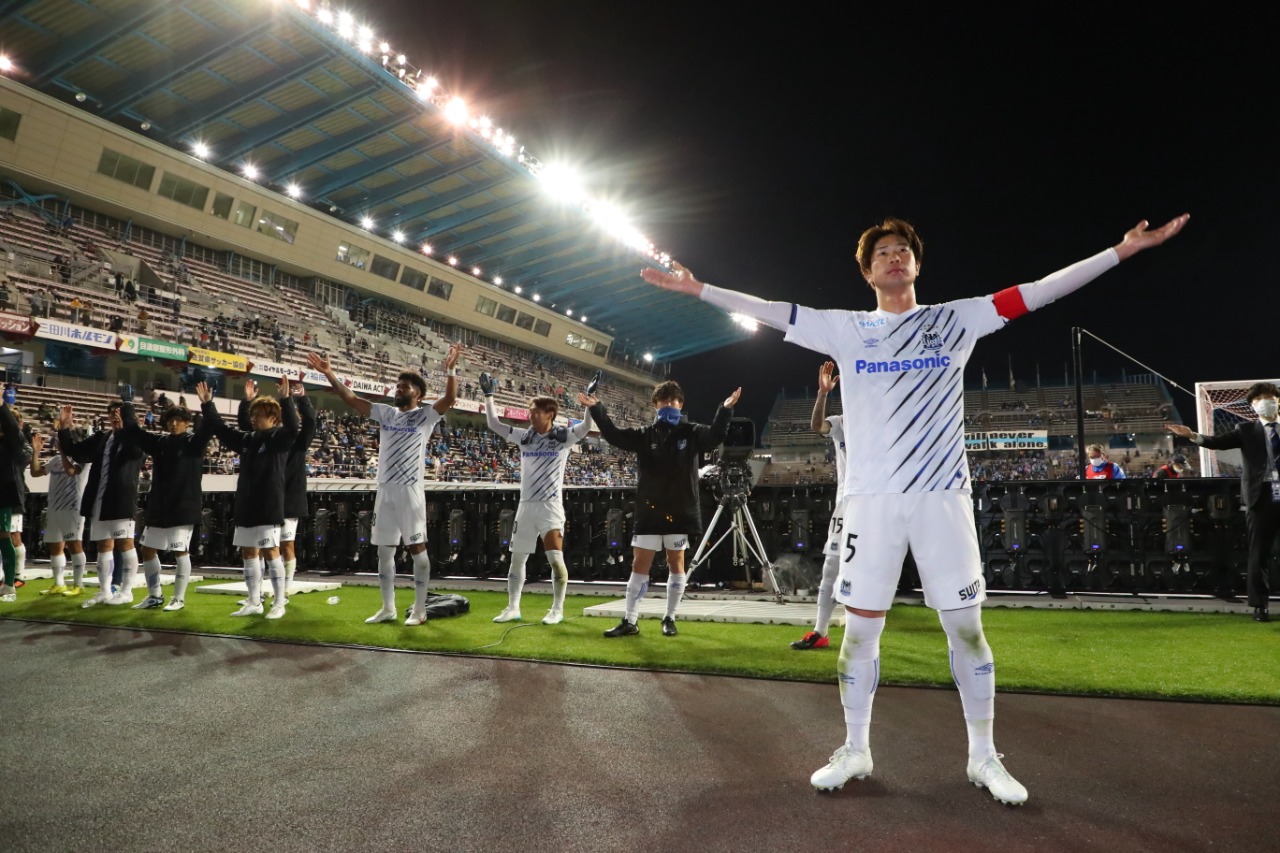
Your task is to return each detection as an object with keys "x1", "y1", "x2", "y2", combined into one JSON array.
[{"x1": 687, "y1": 489, "x2": 784, "y2": 602}]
